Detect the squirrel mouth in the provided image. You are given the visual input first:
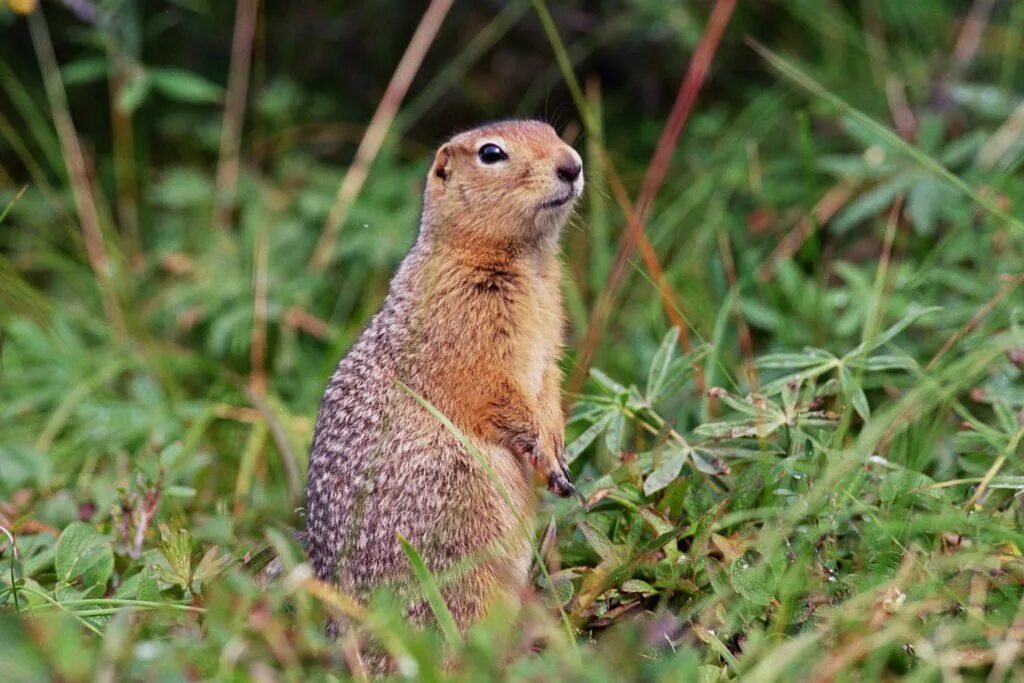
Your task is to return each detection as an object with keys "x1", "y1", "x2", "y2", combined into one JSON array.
[{"x1": 539, "y1": 190, "x2": 579, "y2": 210}]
